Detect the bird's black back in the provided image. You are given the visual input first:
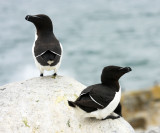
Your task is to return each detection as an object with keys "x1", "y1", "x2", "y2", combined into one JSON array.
[
  {"x1": 34, "y1": 33, "x2": 61, "y2": 66},
  {"x1": 34, "y1": 33, "x2": 61, "y2": 56}
]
